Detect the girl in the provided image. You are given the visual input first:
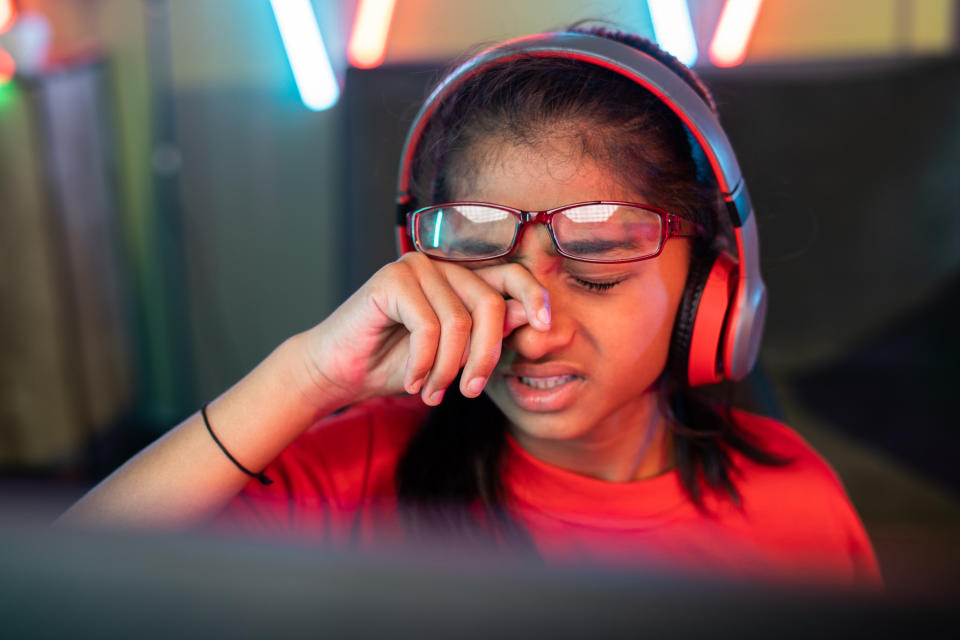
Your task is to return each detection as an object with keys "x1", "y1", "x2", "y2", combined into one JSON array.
[{"x1": 60, "y1": 27, "x2": 880, "y2": 587}]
